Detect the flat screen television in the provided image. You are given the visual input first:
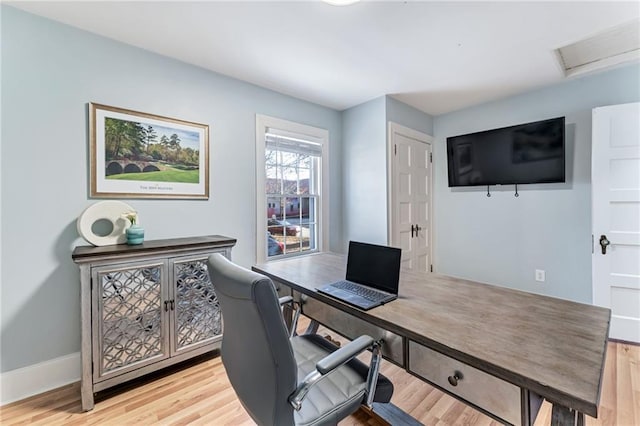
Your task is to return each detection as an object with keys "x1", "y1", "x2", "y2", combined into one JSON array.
[{"x1": 447, "y1": 117, "x2": 565, "y2": 187}]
